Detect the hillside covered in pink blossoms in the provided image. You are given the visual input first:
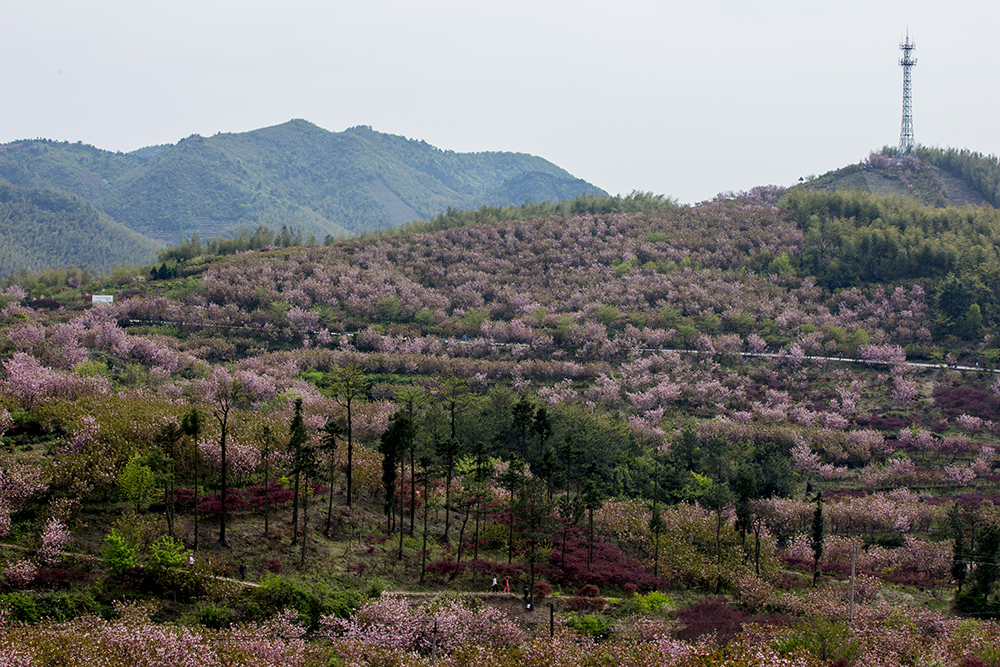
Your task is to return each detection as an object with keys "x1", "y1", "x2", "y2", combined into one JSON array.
[{"x1": 5, "y1": 178, "x2": 1000, "y2": 665}]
